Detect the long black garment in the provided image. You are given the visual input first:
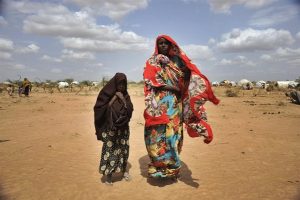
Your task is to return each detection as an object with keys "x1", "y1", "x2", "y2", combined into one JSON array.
[{"x1": 93, "y1": 73, "x2": 133, "y2": 175}]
